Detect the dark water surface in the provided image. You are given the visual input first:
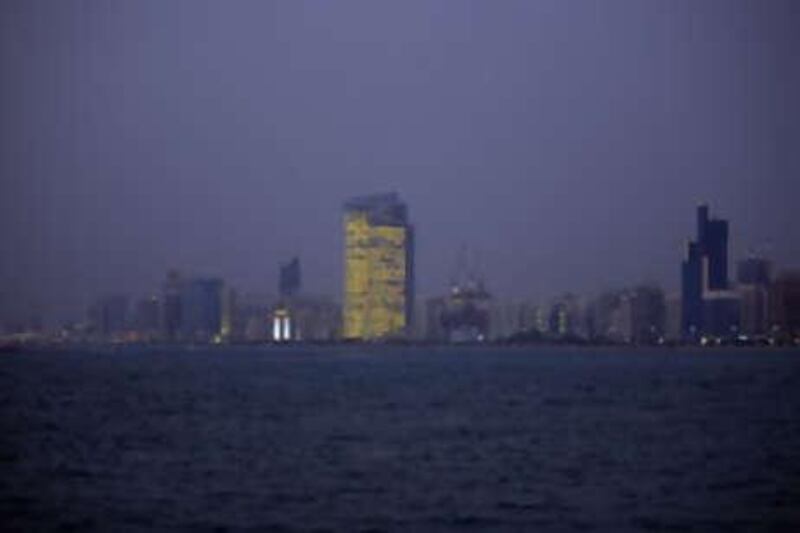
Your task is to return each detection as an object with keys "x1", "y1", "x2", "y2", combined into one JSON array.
[{"x1": 1, "y1": 346, "x2": 799, "y2": 531}]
